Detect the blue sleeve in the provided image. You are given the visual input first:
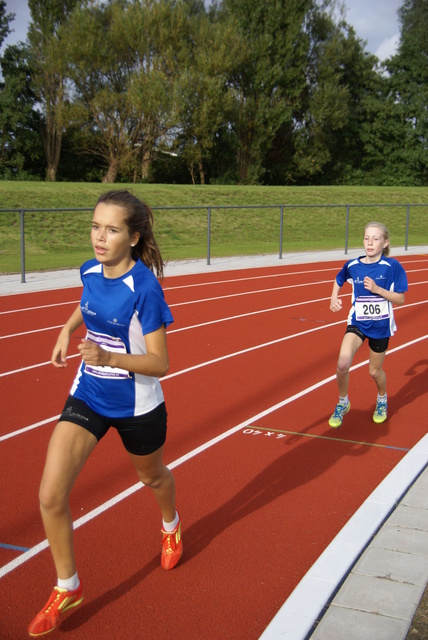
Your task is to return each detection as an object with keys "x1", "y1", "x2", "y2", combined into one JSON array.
[
  {"x1": 336, "y1": 262, "x2": 349, "y2": 288},
  {"x1": 393, "y1": 260, "x2": 408, "y2": 292},
  {"x1": 137, "y1": 278, "x2": 174, "y2": 335}
]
